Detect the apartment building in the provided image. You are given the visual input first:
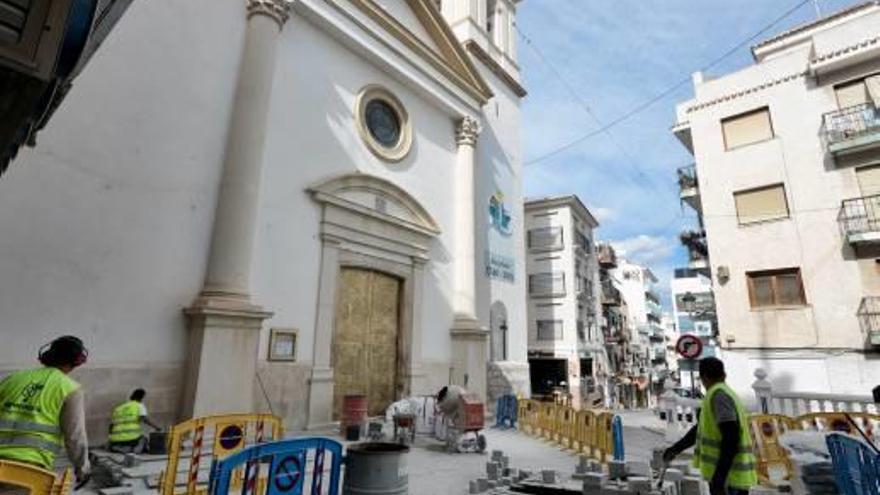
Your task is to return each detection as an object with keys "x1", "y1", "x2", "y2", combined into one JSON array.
[
  {"x1": 598, "y1": 243, "x2": 629, "y2": 407},
  {"x1": 670, "y1": 268, "x2": 719, "y2": 391},
  {"x1": 613, "y1": 260, "x2": 661, "y2": 407},
  {"x1": 671, "y1": 0, "x2": 880, "y2": 400},
  {"x1": 524, "y1": 196, "x2": 605, "y2": 408}
]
